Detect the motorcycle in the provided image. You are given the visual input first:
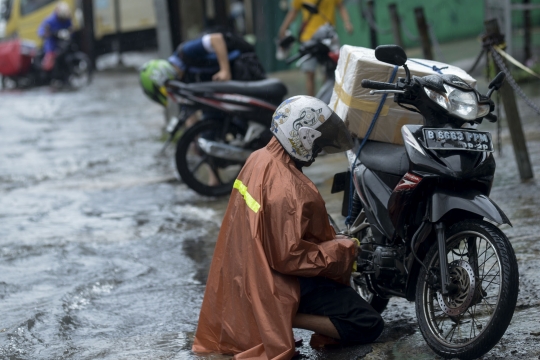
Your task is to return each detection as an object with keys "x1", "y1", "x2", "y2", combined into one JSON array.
[
  {"x1": 1, "y1": 30, "x2": 91, "y2": 89},
  {"x1": 162, "y1": 17, "x2": 338, "y2": 197},
  {"x1": 280, "y1": 6, "x2": 340, "y2": 104},
  {"x1": 164, "y1": 78, "x2": 287, "y2": 197},
  {"x1": 331, "y1": 45, "x2": 518, "y2": 359}
]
